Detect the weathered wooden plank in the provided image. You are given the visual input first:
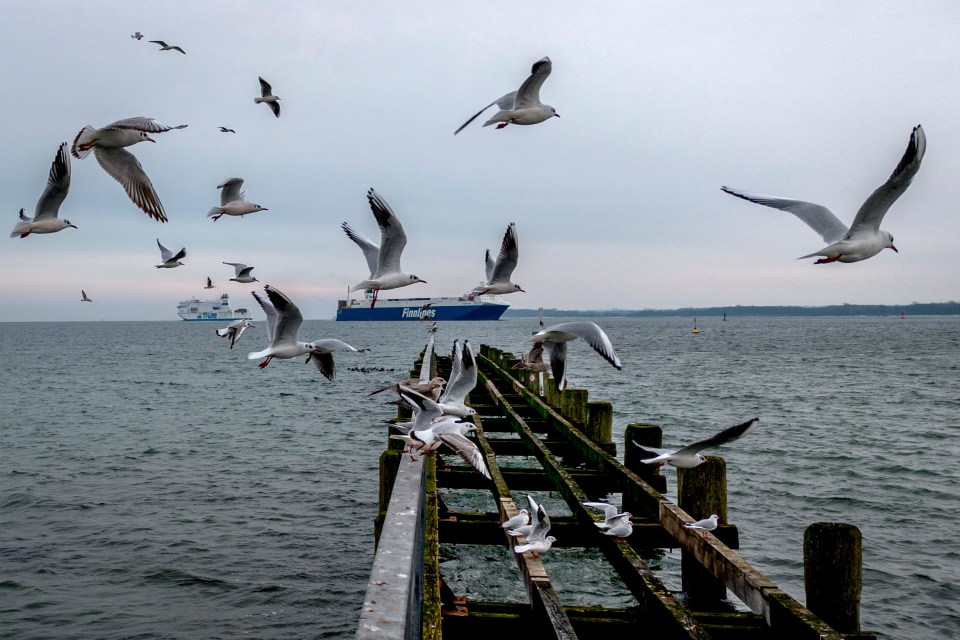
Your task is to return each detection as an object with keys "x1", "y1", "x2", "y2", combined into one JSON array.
[
  {"x1": 435, "y1": 464, "x2": 620, "y2": 493},
  {"x1": 357, "y1": 455, "x2": 425, "y2": 640},
  {"x1": 421, "y1": 456, "x2": 442, "y2": 640}
]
